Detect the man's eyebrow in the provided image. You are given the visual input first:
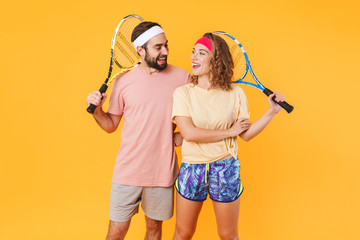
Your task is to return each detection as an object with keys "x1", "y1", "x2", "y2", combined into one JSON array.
[{"x1": 154, "y1": 40, "x2": 168, "y2": 47}]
